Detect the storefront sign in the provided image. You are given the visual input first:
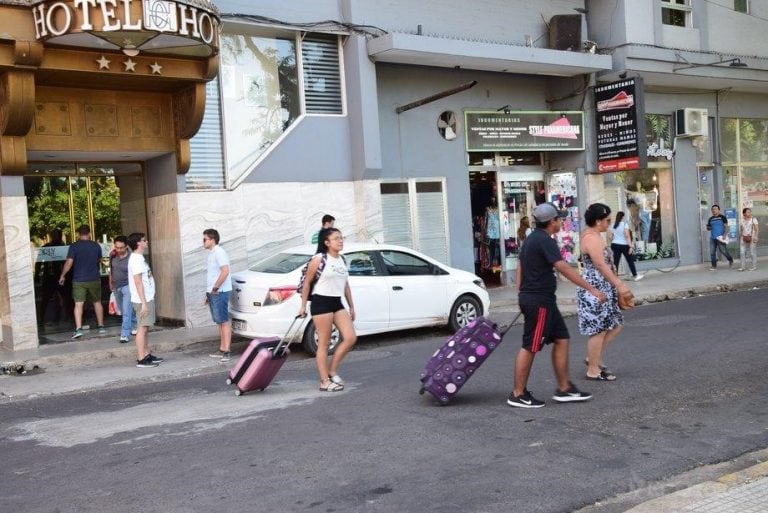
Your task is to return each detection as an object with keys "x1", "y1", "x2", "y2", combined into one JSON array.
[
  {"x1": 31, "y1": 0, "x2": 219, "y2": 54},
  {"x1": 465, "y1": 111, "x2": 584, "y2": 152},
  {"x1": 594, "y1": 77, "x2": 647, "y2": 173}
]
